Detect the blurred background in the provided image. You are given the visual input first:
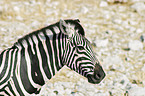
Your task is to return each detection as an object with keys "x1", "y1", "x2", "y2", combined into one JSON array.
[{"x1": 0, "y1": 0, "x2": 145, "y2": 95}]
